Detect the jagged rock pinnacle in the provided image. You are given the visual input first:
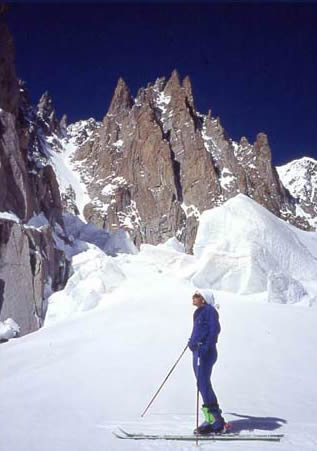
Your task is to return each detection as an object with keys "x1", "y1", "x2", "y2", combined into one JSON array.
[
  {"x1": 239, "y1": 136, "x2": 250, "y2": 147},
  {"x1": 255, "y1": 132, "x2": 269, "y2": 147},
  {"x1": 182, "y1": 75, "x2": 194, "y2": 106},
  {"x1": 165, "y1": 69, "x2": 181, "y2": 93},
  {"x1": 107, "y1": 77, "x2": 134, "y2": 116}
]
